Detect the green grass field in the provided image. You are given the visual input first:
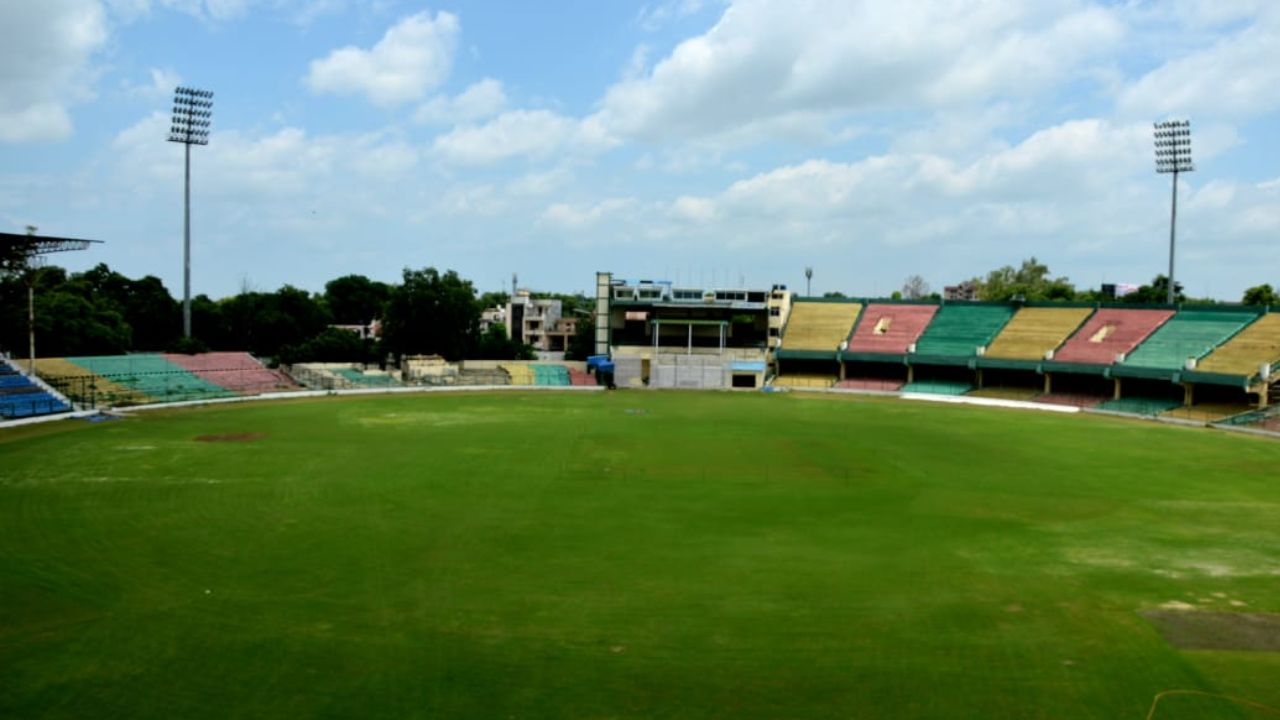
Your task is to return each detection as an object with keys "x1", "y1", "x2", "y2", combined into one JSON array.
[{"x1": 2, "y1": 391, "x2": 1279, "y2": 719}]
